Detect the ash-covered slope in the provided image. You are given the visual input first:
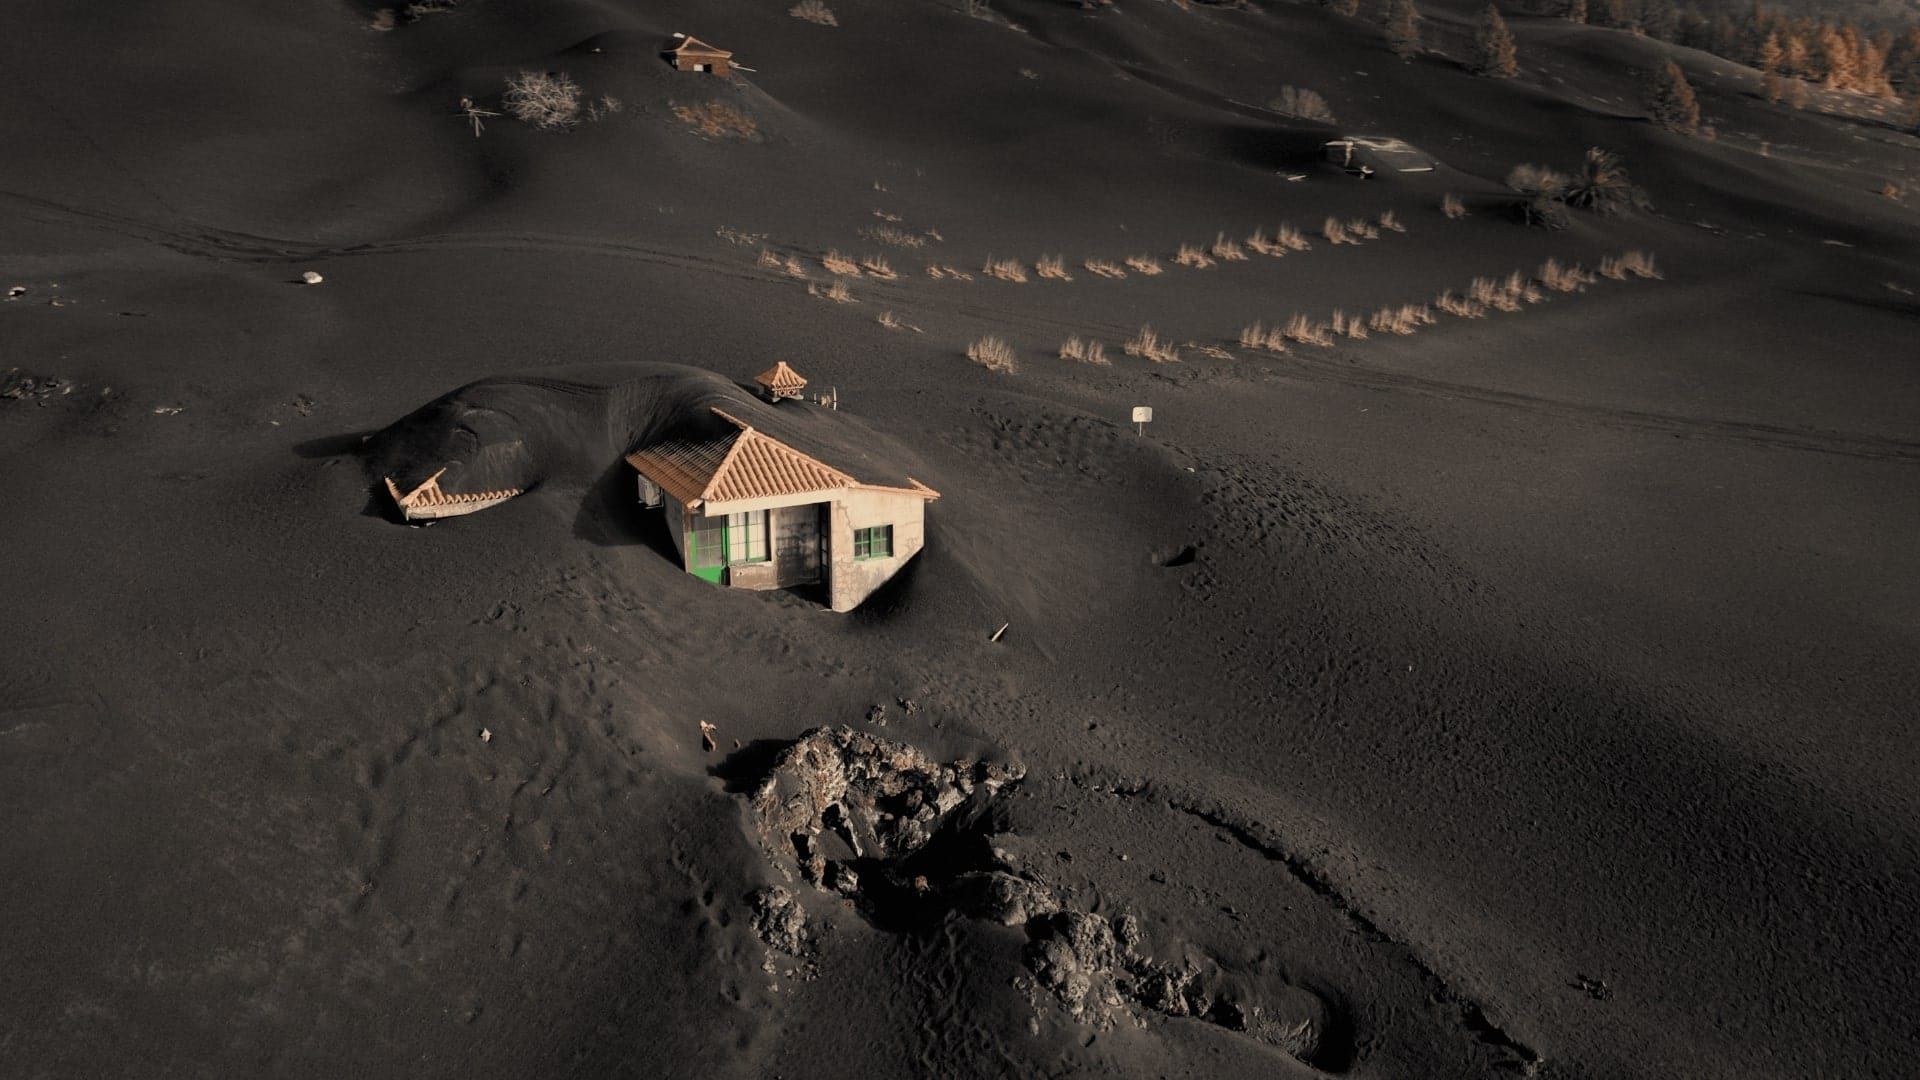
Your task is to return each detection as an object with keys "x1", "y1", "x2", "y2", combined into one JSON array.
[{"x1": 3, "y1": 2, "x2": 1919, "y2": 1080}]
